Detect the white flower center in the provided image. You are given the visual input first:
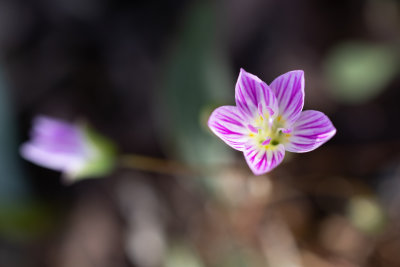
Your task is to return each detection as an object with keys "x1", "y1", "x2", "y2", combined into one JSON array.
[{"x1": 247, "y1": 114, "x2": 291, "y2": 150}]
